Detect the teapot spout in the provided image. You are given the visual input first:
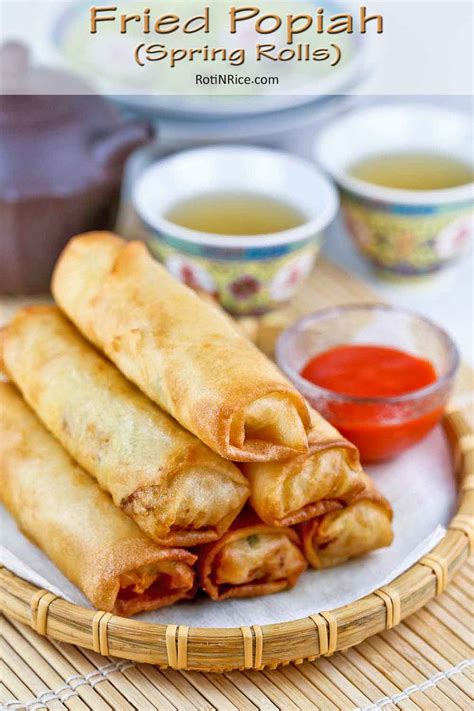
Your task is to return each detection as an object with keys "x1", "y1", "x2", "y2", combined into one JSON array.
[{"x1": 93, "y1": 122, "x2": 154, "y2": 171}]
